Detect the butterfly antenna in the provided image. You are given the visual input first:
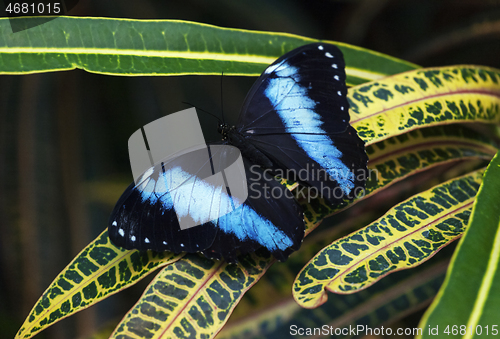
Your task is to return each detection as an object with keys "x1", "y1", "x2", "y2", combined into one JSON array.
[
  {"x1": 182, "y1": 101, "x2": 222, "y2": 124},
  {"x1": 220, "y1": 72, "x2": 225, "y2": 123}
]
